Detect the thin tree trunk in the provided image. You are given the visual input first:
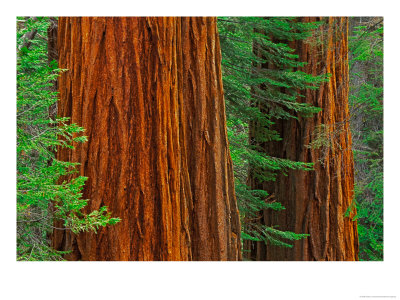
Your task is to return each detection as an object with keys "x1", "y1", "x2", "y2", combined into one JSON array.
[
  {"x1": 52, "y1": 17, "x2": 241, "y2": 261},
  {"x1": 47, "y1": 17, "x2": 58, "y2": 120},
  {"x1": 247, "y1": 17, "x2": 359, "y2": 261}
]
